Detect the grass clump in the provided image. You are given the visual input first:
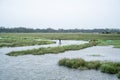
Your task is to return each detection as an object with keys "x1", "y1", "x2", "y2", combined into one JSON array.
[
  {"x1": 7, "y1": 41, "x2": 98, "y2": 56},
  {"x1": 58, "y1": 58, "x2": 120, "y2": 78},
  {"x1": 59, "y1": 58, "x2": 70, "y2": 66},
  {"x1": 100, "y1": 63, "x2": 118, "y2": 74},
  {"x1": 71, "y1": 58, "x2": 85, "y2": 68},
  {"x1": 59, "y1": 58, "x2": 86, "y2": 69},
  {"x1": 100, "y1": 62, "x2": 120, "y2": 74},
  {"x1": 117, "y1": 72, "x2": 120, "y2": 78},
  {"x1": 86, "y1": 61, "x2": 101, "y2": 70},
  {"x1": 59, "y1": 58, "x2": 101, "y2": 70}
]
